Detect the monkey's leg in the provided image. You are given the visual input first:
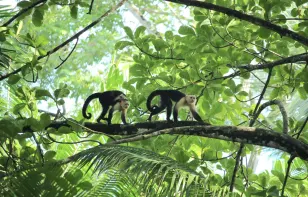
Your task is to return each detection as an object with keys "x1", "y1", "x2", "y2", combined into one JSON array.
[
  {"x1": 107, "y1": 107, "x2": 114, "y2": 125},
  {"x1": 173, "y1": 102, "x2": 180, "y2": 122},
  {"x1": 121, "y1": 110, "x2": 128, "y2": 124},
  {"x1": 97, "y1": 105, "x2": 109, "y2": 123},
  {"x1": 148, "y1": 105, "x2": 165, "y2": 121},
  {"x1": 166, "y1": 99, "x2": 173, "y2": 122}
]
